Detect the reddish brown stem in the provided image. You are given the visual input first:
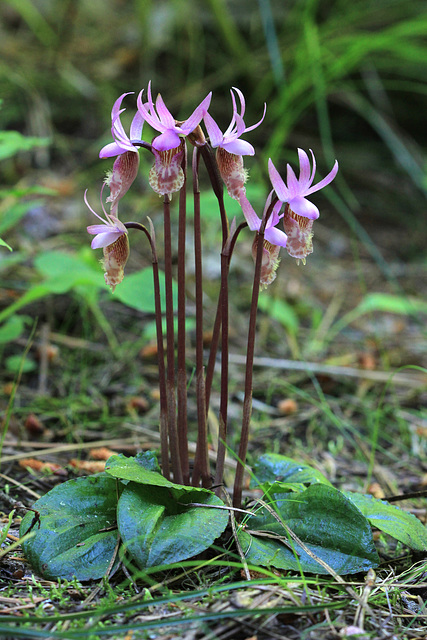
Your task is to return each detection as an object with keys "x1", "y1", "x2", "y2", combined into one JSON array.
[
  {"x1": 177, "y1": 148, "x2": 190, "y2": 484},
  {"x1": 163, "y1": 196, "x2": 183, "y2": 484},
  {"x1": 232, "y1": 199, "x2": 277, "y2": 510},
  {"x1": 191, "y1": 149, "x2": 210, "y2": 487},
  {"x1": 125, "y1": 221, "x2": 169, "y2": 478}
]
